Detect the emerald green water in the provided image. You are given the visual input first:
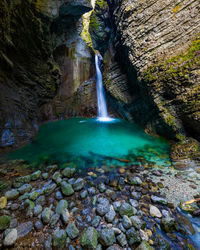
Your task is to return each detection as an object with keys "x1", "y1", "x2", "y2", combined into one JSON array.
[{"x1": 6, "y1": 118, "x2": 170, "y2": 168}]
